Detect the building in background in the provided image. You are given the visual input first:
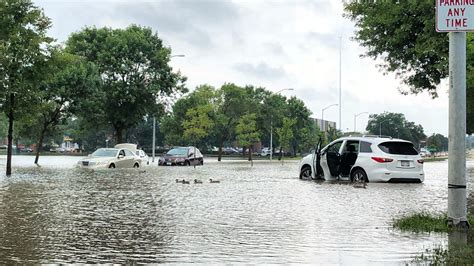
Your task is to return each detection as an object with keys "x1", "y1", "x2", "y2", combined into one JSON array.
[{"x1": 312, "y1": 118, "x2": 336, "y2": 132}]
